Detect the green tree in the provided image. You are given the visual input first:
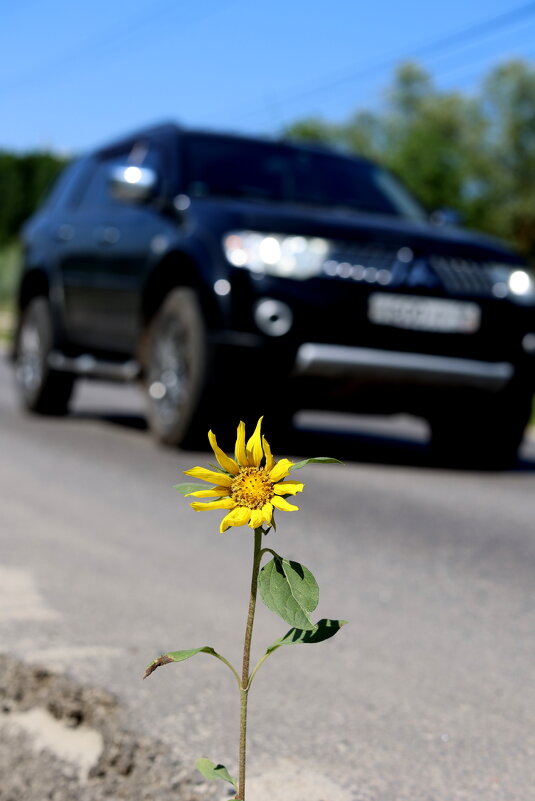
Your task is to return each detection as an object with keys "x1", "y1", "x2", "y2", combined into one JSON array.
[
  {"x1": 282, "y1": 115, "x2": 340, "y2": 145},
  {"x1": 0, "y1": 151, "x2": 66, "y2": 244},
  {"x1": 284, "y1": 59, "x2": 535, "y2": 261},
  {"x1": 0, "y1": 154, "x2": 25, "y2": 243},
  {"x1": 480, "y1": 60, "x2": 535, "y2": 257},
  {"x1": 383, "y1": 65, "x2": 476, "y2": 214}
]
